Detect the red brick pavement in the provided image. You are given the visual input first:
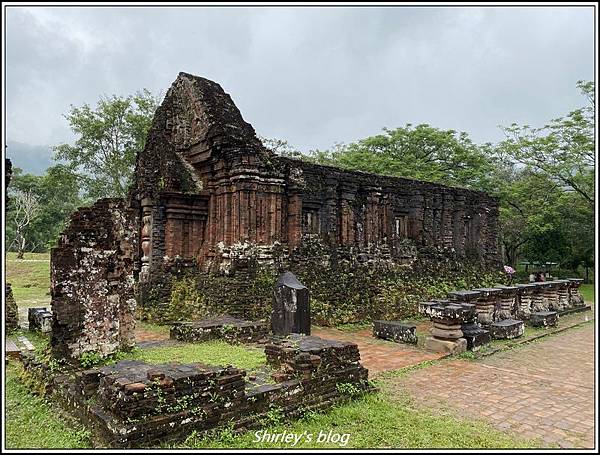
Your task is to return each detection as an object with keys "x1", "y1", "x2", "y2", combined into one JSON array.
[
  {"x1": 389, "y1": 323, "x2": 596, "y2": 448},
  {"x1": 312, "y1": 326, "x2": 444, "y2": 375}
]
